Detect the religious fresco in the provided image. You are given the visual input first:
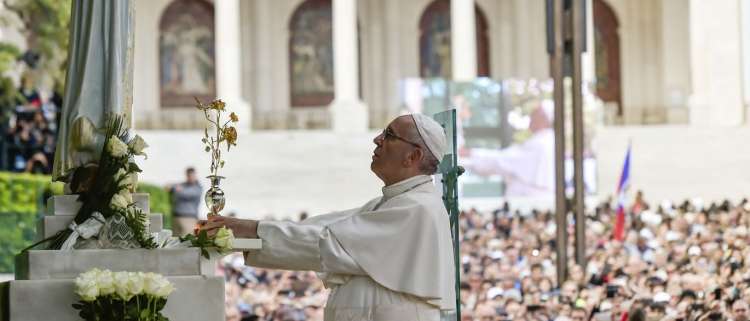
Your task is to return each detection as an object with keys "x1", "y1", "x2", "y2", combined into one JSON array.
[
  {"x1": 289, "y1": 0, "x2": 334, "y2": 107},
  {"x1": 159, "y1": 0, "x2": 216, "y2": 107},
  {"x1": 419, "y1": 0, "x2": 490, "y2": 79},
  {"x1": 419, "y1": 0, "x2": 452, "y2": 79}
]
